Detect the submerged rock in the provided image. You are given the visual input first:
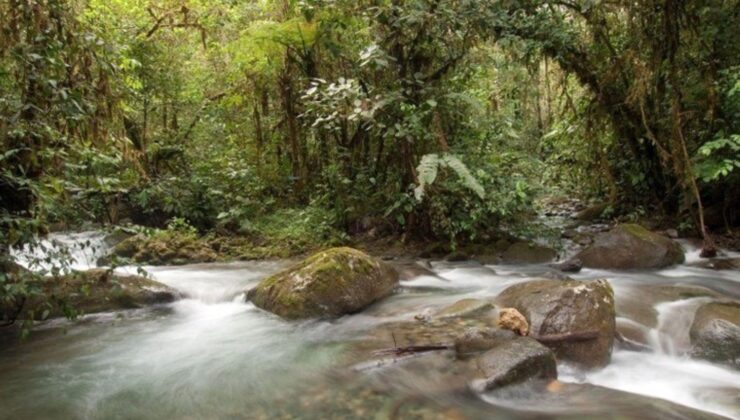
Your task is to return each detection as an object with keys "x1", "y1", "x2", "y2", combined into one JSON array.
[
  {"x1": 246, "y1": 247, "x2": 398, "y2": 319},
  {"x1": 571, "y1": 224, "x2": 685, "y2": 269},
  {"x1": 500, "y1": 242, "x2": 557, "y2": 264},
  {"x1": 690, "y1": 301, "x2": 740, "y2": 367},
  {"x1": 470, "y1": 337, "x2": 557, "y2": 391},
  {"x1": 435, "y1": 298, "x2": 495, "y2": 320},
  {"x1": 390, "y1": 260, "x2": 437, "y2": 281},
  {"x1": 616, "y1": 283, "x2": 721, "y2": 329},
  {"x1": 688, "y1": 258, "x2": 740, "y2": 271},
  {"x1": 496, "y1": 279, "x2": 616, "y2": 368}
]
